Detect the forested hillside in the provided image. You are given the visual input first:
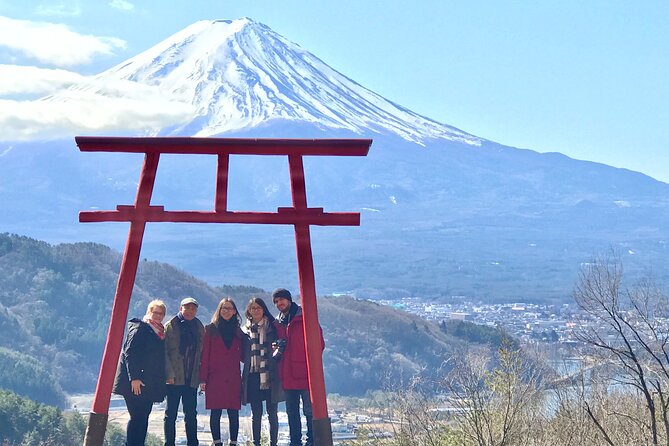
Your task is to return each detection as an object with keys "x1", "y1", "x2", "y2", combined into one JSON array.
[
  {"x1": 0, "y1": 233, "x2": 501, "y2": 405},
  {"x1": 0, "y1": 389, "x2": 161, "y2": 446}
]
